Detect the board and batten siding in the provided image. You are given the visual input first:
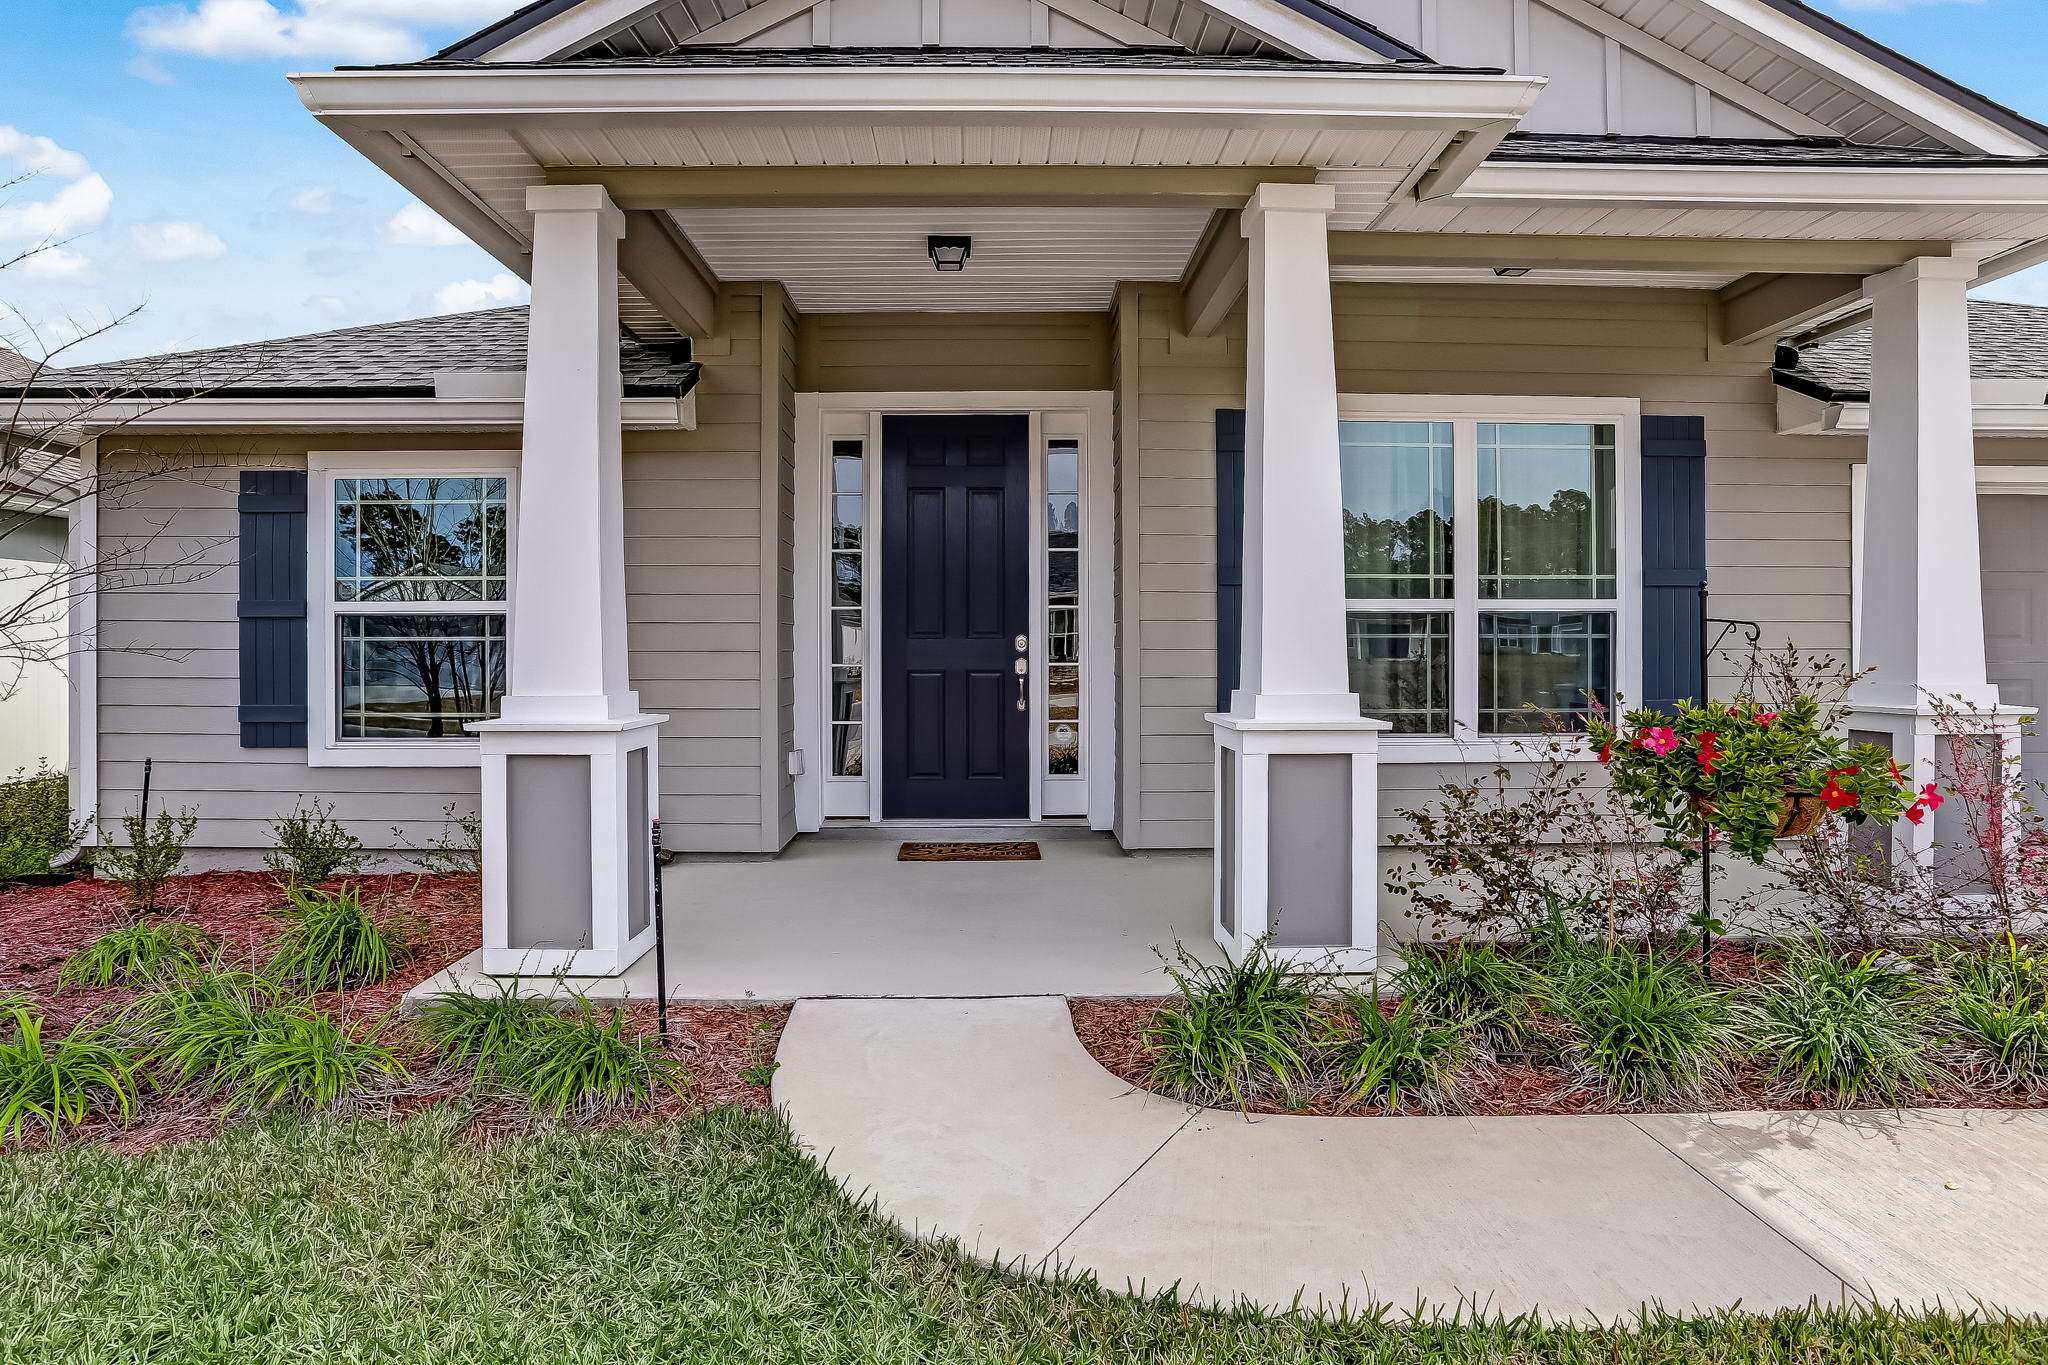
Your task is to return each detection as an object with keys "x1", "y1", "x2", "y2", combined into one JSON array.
[
  {"x1": 92, "y1": 437, "x2": 493, "y2": 859},
  {"x1": 1113, "y1": 279, "x2": 1861, "y2": 851}
]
